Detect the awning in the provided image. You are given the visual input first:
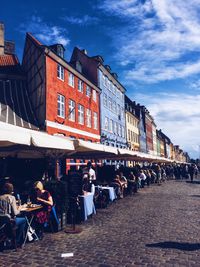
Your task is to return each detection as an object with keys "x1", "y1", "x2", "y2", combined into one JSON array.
[
  {"x1": 70, "y1": 139, "x2": 118, "y2": 159},
  {"x1": 0, "y1": 128, "x2": 31, "y2": 147},
  {"x1": 117, "y1": 148, "x2": 173, "y2": 163},
  {"x1": 0, "y1": 122, "x2": 74, "y2": 158}
]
